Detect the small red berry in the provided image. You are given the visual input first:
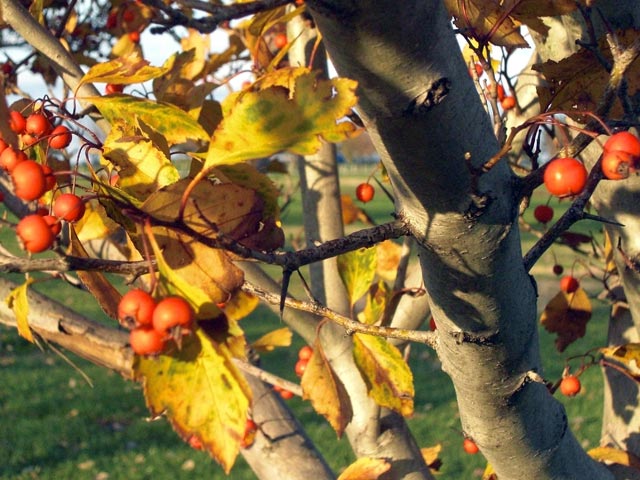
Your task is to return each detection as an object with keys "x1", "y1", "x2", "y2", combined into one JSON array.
[
  {"x1": 43, "y1": 215, "x2": 61, "y2": 236},
  {"x1": 129, "y1": 31, "x2": 141, "y2": 43},
  {"x1": 48, "y1": 125, "x2": 72, "y2": 150},
  {"x1": 274, "y1": 33, "x2": 288, "y2": 49},
  {"x1": 543, "y1": 157, "x2": 588, "y2": 197},
  {"x1": 129, "y1": 326, "x2": 166, "y2": 355},
  {"x1": 11, "y1": 160, "x2": 46, "y2": 201},
  {"x1": 106, "y1": 83, "x2": 124, "y2": 94},
  {"x1": 16, "y1": 214, "x2": 55, "y2": 253},
  {"x1": 118, "y1": 289, "x2": 157, "y2": 328},
  {"x1": 298, "y1": 345, "x2": 313, "y2": 361},
  {"x1": 8, "y1": 111, "x2": 26, "y2": 134},
  {"x1": 25, "y1": 112, "x2": 51, "y2": 137},
  {"x1": 429, "y1": 317, "x2": 437, "y2": 331},
  {"x1": 533, "y1": 205, "x2": 554, "y2": 224},
  {"x1": 53, "y1": 193, "x2": 85, "y2": 222},
  {"x1": 501, "y1": 96, "x2": 516, "y2": 110},
  {"x1": 603, "y1": 131, "x2": 640, "y2": 158},
  {"x1": 496, "y1": 84, "x2": 506, "y2": 101},
  {"x1": 355, "y1": 182, "x2": 375, "y2": 203},
  {"x1": 552, "y1": 264, "x2": 564, "y2": 276},
  {"x1": 559, "y1": 275, "x2": 580, "y2": 293},
  {"x1": 294, "y1": 358, "x2": 308, "y2": 377},
  {"x1": 463, "y1": 437, "x2": 479, "y2": 454},
  {"x1": 279, "y1": 389, "x2": 294, "y2": 400},
  {"x1": 0, "y1": 146, "x2": 27, "y2": 173},
  {"x1": 152, "y1": 296, "x2": 195, "y2": 333},
  {"x1": 560, "y1": 375, "x2": 581, "y2": 397}
]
